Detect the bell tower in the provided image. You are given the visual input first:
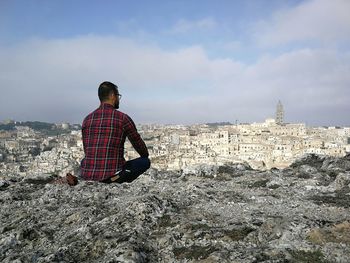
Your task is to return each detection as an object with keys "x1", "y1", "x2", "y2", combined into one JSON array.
[{"x1": 276, "y1": 100, "x2": 284, "y2": 125}]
